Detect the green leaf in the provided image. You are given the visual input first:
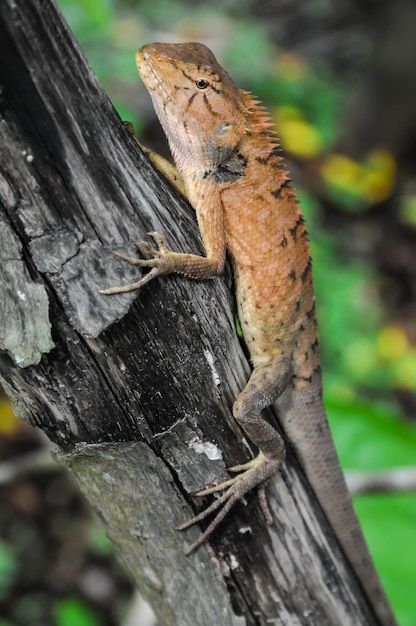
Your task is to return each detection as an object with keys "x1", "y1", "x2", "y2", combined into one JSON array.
[
  {"x1": 326, "y1": 398, "x2": 416, "y2": 625},
  {"x1": 326, "y1": 396, "x2": 416, "y2": 469},
  {"x1": 54, "y1": 598, "x2": 100, "y2": 626},
  {"x1": 0, "y1": 543, "x2": 18, "y2": 599},
  {"x1": 355, "y1": 494, "x2": 416, "y2": 626},
  {"x1": 87, "y1": 522, "x2": 113, "y2": 556}
]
